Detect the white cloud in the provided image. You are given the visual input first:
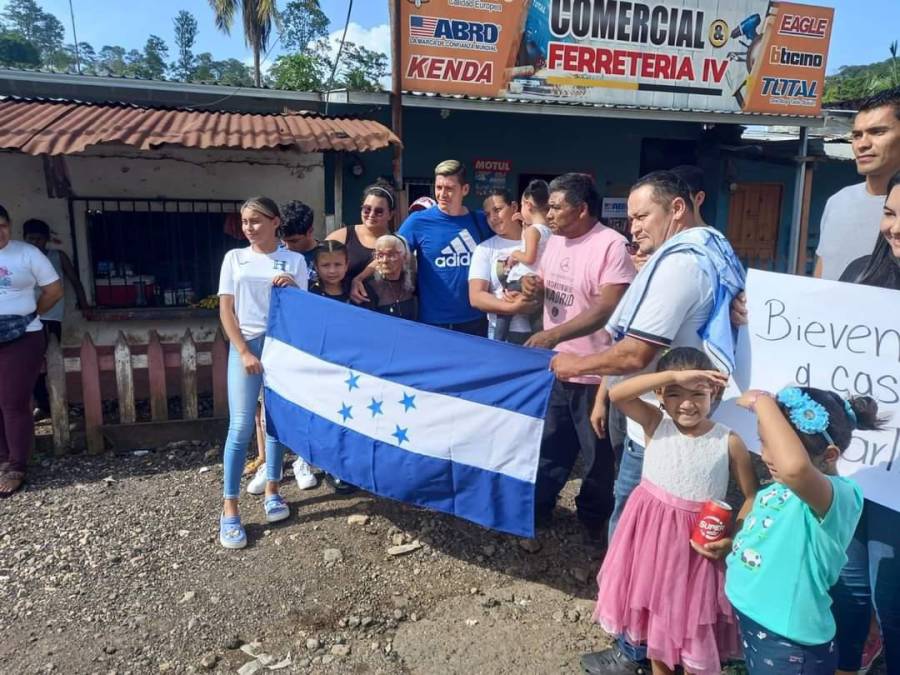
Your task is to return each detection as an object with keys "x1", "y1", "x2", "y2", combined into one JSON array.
[{"x1": 323, "y1": 22, "x2": 392, "y2": 89}]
